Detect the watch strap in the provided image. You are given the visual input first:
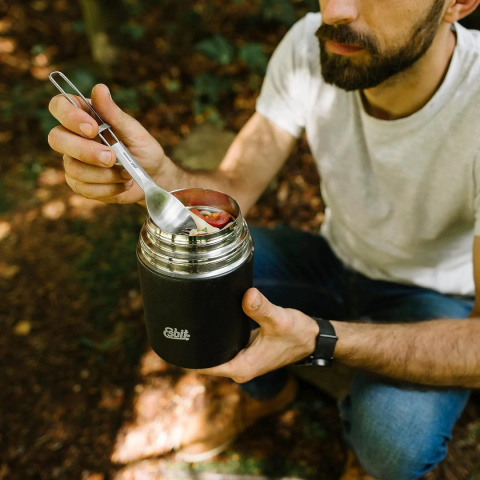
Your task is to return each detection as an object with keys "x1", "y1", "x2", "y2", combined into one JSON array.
[{"x1": 298, "y1": 317, "x2": 337, "y2": 367}]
